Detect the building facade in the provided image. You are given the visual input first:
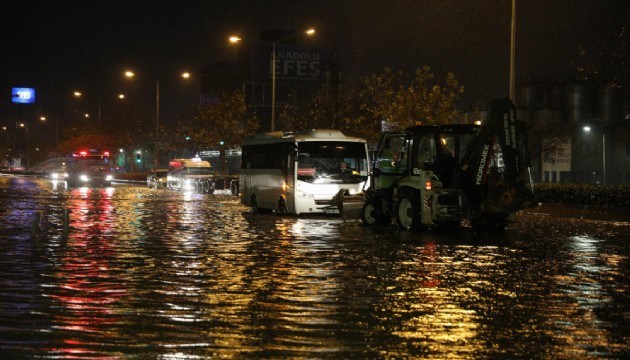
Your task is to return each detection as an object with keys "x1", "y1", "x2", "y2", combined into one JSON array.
[{"x1": 461, "y1": 81, "x2": 630, "y2": 185}]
